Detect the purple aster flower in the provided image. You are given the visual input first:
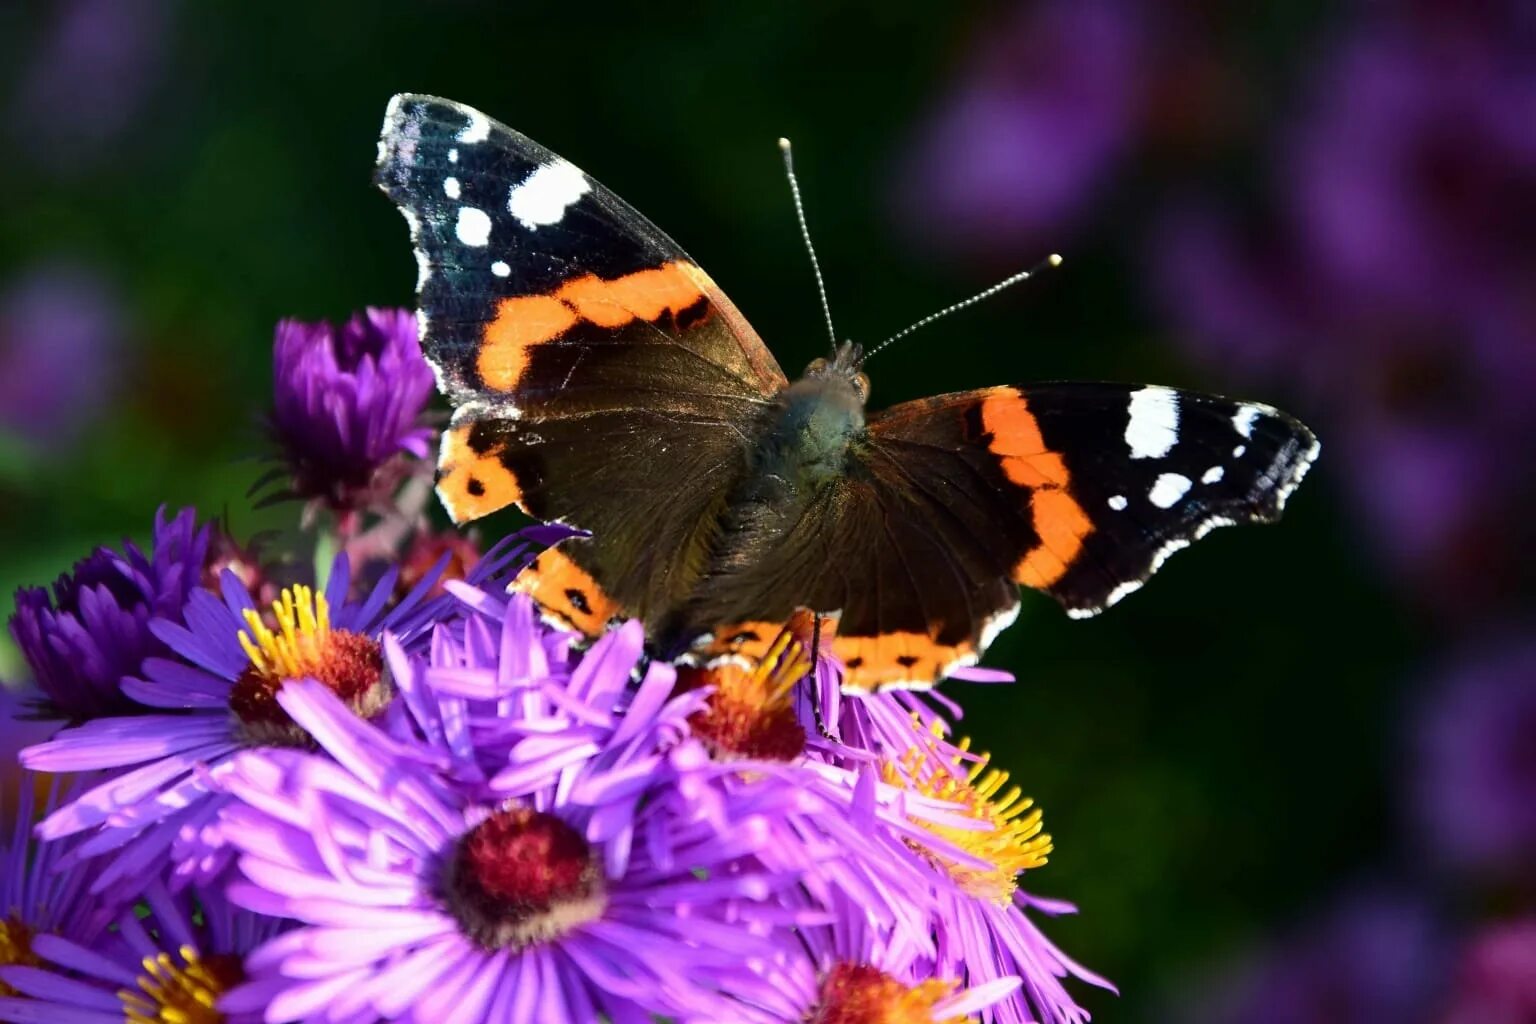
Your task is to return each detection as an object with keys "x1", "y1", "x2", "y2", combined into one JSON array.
[
  {"x1": 216, "y1": 670, "x2": 818, "y2": 1023},
  {"x1": 871, "y1": 721, "x2": 1108, "y2": 1024},
  {"x1": 721, "y1": 883, "x2": 1023, "y2": 1024},
  {"x1": 1413, "y1": 639, "x2": 1536, "y2": 879},
  {"x1": 1441, "y1": 919, "x2": 1536, "y2": 1024},
  {"x1": 17, "y1": 544, "x2": 460, "y2": 895},
  {"x1": 0, "y1": 778, "x2": 113, "y2": 991},
  {"x1": 668, "y1": 612, "x2": 1101, "y2": 1024},
  {"x1": 892, "y1": 0, "x2": 1150, "y2": 255},
  {"x1": 1186, "y1": 888, "x2": 1445, "y2": 1024},
  {"x1": 267, "y1": 307, "x2": 436, "y2": 514},
  {"x1": 0, "y1": 264, "x2": 122, "y2": 448},
  {"x1": 8, "y1": 506, "x2": 210, "y2": 719},
  {"x1": 0, "y1": 877, "x2": 285, "y2": 1024}
]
